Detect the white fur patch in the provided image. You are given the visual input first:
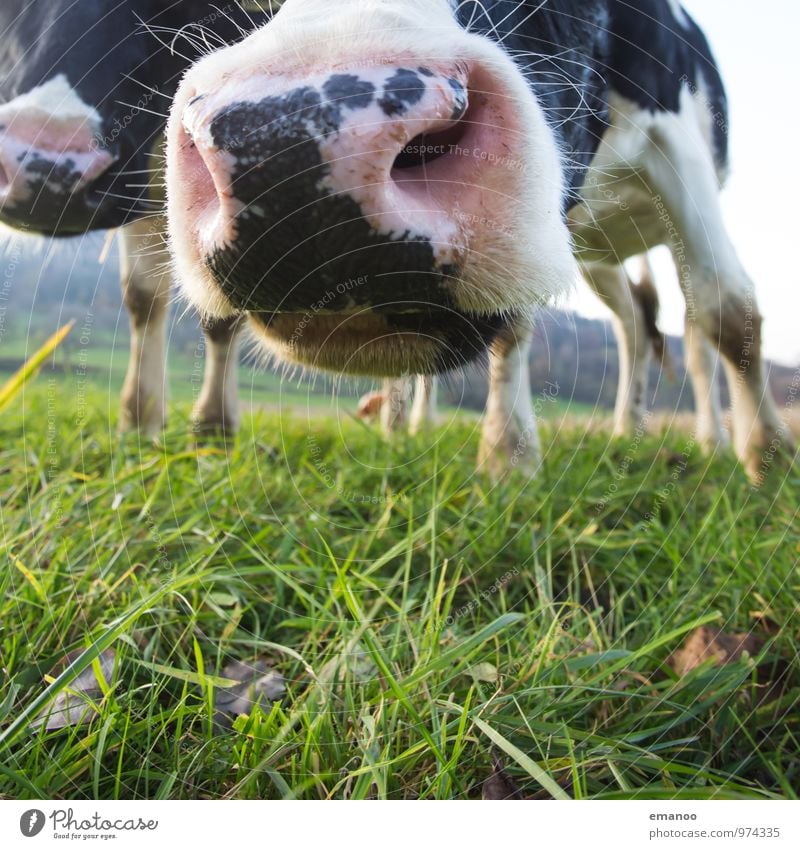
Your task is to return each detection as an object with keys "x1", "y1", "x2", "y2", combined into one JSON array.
[
  {"x1": 570, "y1": 88, "x2": 726, "y2": 263},
  {"x1": 0, "y1": 74, "x2": 102, "y2": 127},
  {"x1": 665, "y1": 0, "x2": 691, "y2": 28}
]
